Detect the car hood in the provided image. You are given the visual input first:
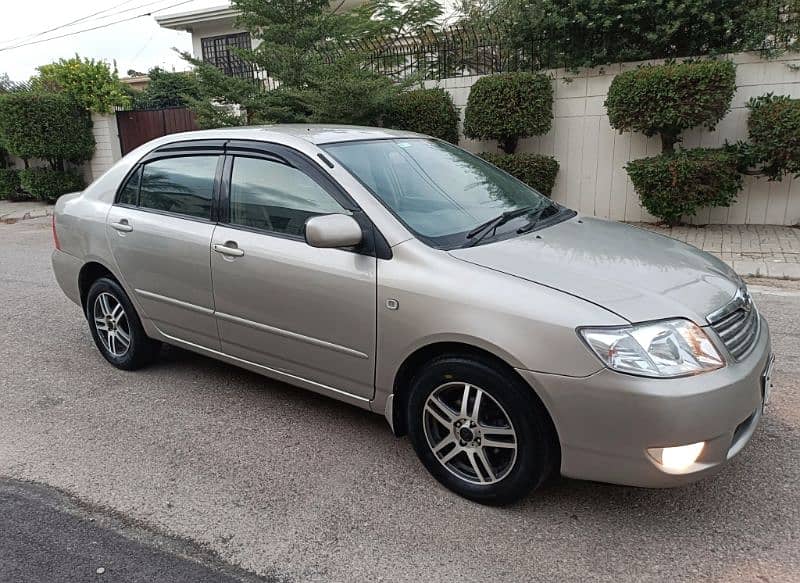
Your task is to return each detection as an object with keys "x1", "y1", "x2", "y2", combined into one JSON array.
[{"x1": 448, "y1": 216, "x2": 739, "y2": 323}]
